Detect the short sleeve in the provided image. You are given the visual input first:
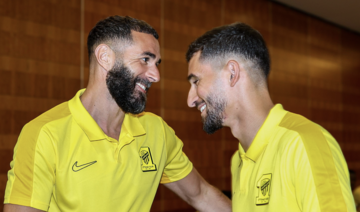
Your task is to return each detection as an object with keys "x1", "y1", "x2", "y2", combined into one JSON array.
[
  {"x1": 286, "y1": 131, "x2": 356, "y2": 212},
  {"x1": 4, "y1": 123, "x2": 56, "y2": 211},
  {"x1": 287, "y1": 137, "x2": 321, "y2": 212},
  {"x1": 160, "y1": 120, "x2": 193, "y2": 184}
]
